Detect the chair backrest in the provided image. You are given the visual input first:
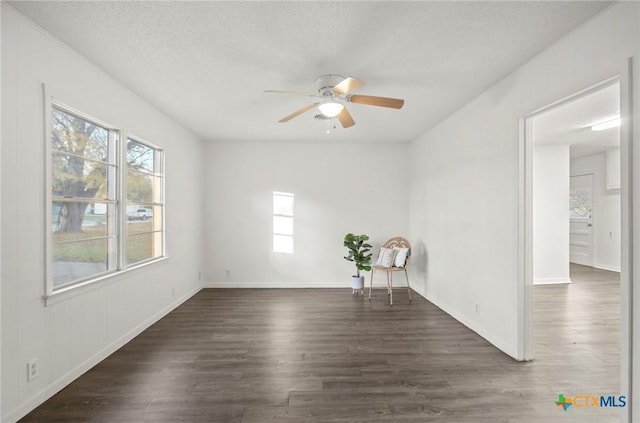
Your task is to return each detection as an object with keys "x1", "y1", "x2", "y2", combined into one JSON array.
[{"x1": 382, "y1": 236, "x2": 412, "y2": 267}]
